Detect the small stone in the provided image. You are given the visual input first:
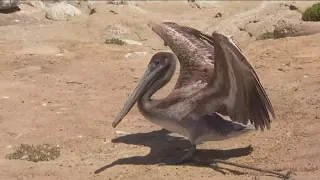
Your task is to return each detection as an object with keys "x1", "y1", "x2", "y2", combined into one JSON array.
[
  {"x1": 110, "y1": 10, "x2": 118, "y2": 15},
  {"x1": 78, "y1": 135, "x2": 83, "y2": 138},
  {"x1": 20, "y1": 155, "x2": 28, "y2": 160},
  {"x1": 215, "y1": 12, "x2": 222, "y2": 18},
  {"x1": 115, "y1": 131, "x2": 129, "y2": 136},
  {"x1": 134, "y1": 52, "x2": 147, "y2": 56},
  {"x1": 125, "y1": 53, "x2": 133, "y2": 58},
  {"x1": 14, "y1": 134, "x2": 22, "y2": 139},
  {"x1": 289, "y1": 5, "x2": 298, "y2": 11},
  {"x1": 3, "y1": 96, "x2": 10, "y2": 99},
  {"x1": 89, "y1": 8, "x2": 96, "y2": 15}
]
